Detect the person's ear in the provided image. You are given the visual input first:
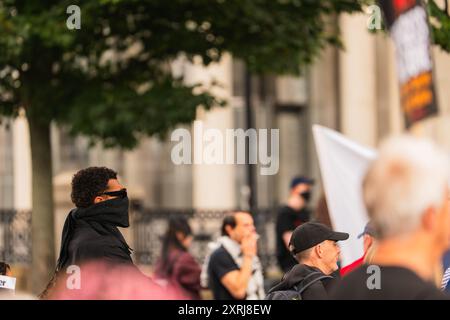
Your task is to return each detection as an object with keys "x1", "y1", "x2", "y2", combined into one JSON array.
[
  {"x1": 225, "y1": 225, "x2": 233, "y2": 237},
  {"x1": 94, "y1": 196, "x2": 104, "y2": 204},
  {"x1": 363, "y1": 235, "x2": 373, "y2": 253},
  {"x1": 315, "y1": 244, "x2": 323, "y2": 258}
]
